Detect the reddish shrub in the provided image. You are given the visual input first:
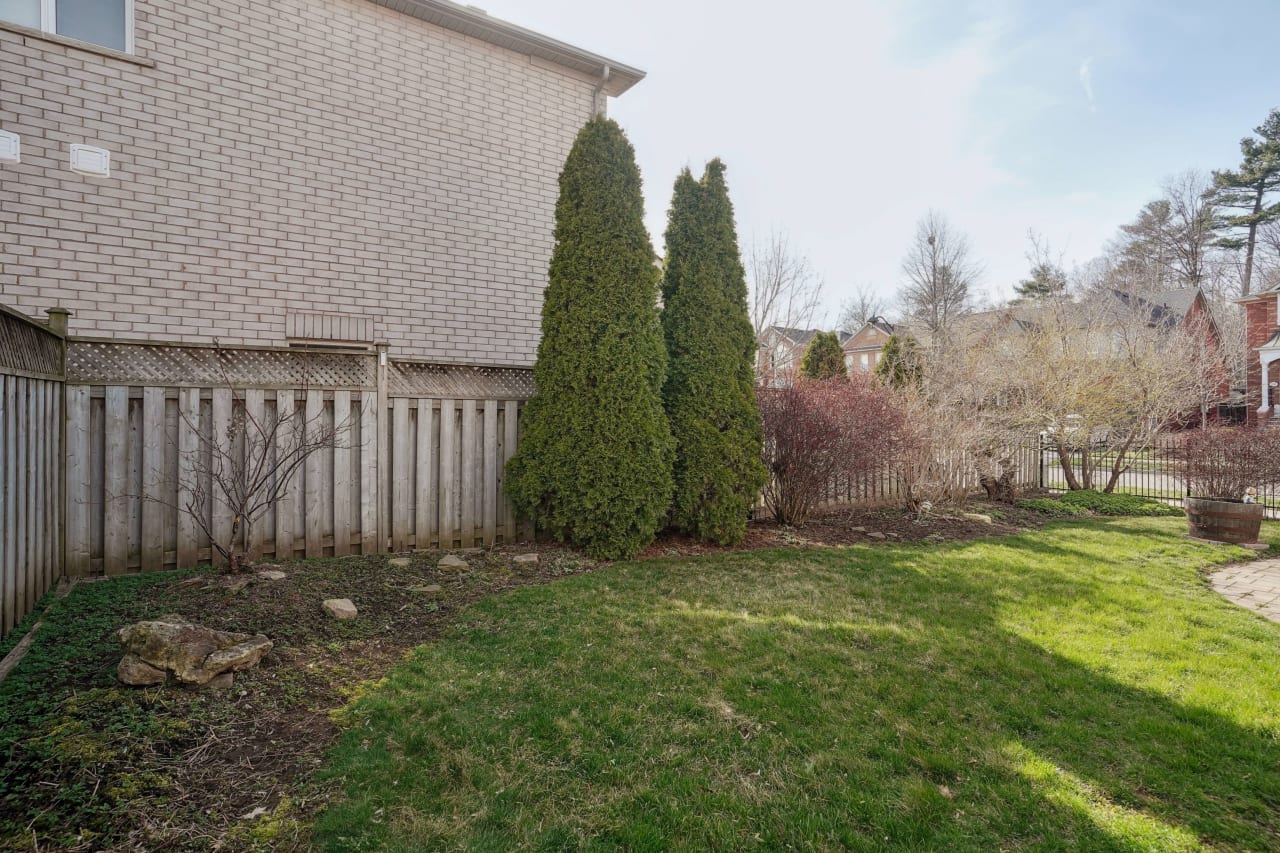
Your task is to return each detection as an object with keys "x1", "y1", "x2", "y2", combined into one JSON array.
[
  {"x1": 1183, "y1": 427, "x2": 1280, "y2": 499},
  {"x1": 758, "y1": 377, "x2": 908, "y2": 525}
]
